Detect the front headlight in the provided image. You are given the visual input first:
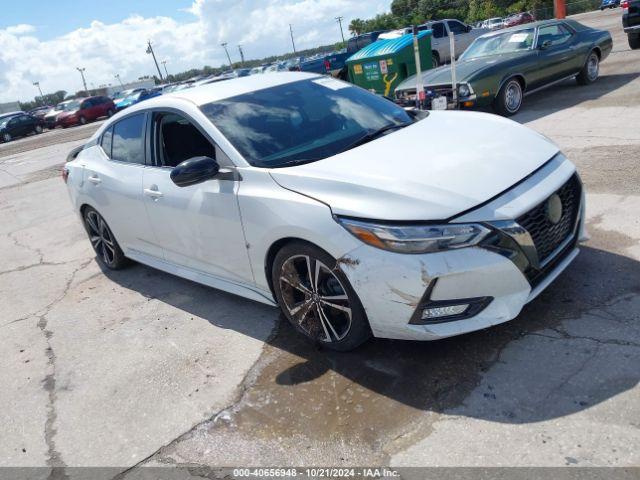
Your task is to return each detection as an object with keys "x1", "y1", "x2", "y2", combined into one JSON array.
[
  {"x1": 336, "y1": 217, "x2": 491, "y2": 254},
  {"x1": 458, "y1": 83, "x2": 471, "y2": 98}
]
